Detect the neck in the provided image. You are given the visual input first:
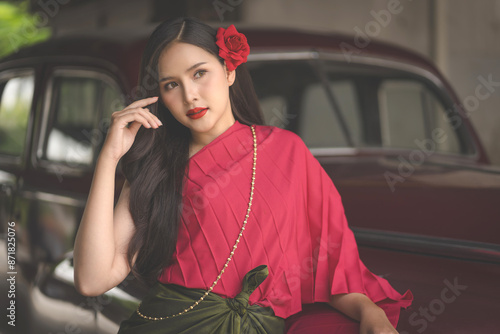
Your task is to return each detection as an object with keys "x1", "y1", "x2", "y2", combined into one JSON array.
[{"x1": 189, "y1": 117, "x2": 236, "y2": 157}]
